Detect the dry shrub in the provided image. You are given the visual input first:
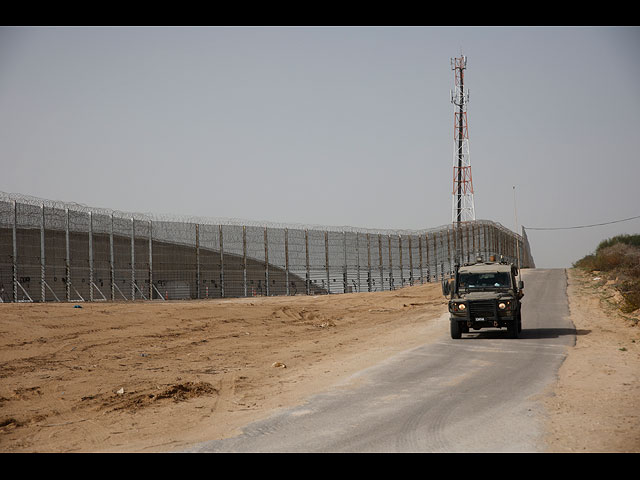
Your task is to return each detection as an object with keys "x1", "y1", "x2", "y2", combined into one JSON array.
[
  {"x1": 594, "y1": 243, "x2": 636, "y2": 272},
  {"x1": 574, "y1": 235, "x2": 640, "y2": 312}
]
